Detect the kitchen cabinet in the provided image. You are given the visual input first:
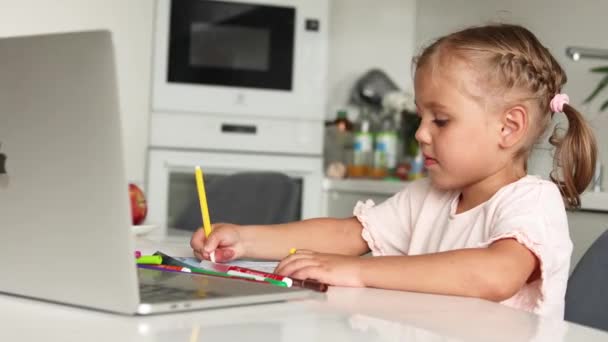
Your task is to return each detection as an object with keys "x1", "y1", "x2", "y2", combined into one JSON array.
[{"x1": 321, "y1": 178, "x2": 409, "y2": 218}]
